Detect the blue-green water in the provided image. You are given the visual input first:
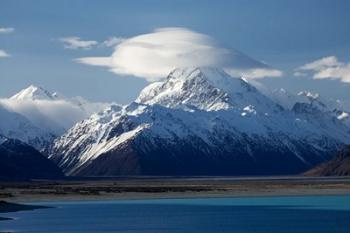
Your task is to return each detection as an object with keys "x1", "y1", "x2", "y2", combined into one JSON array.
[{"x1": 1, "y1": 195, "x2": 350, "y2": 233}]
